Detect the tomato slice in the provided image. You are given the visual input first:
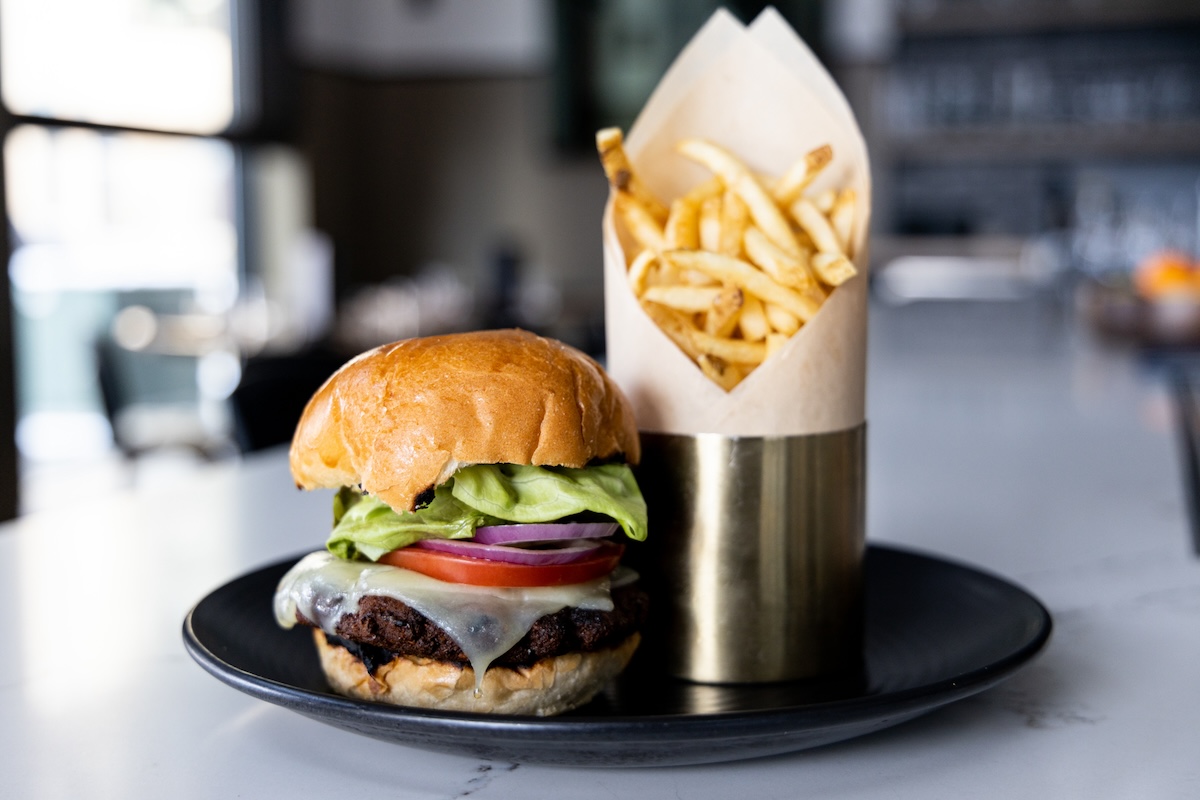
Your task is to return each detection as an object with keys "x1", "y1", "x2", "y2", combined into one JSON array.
[{"x1": 378, "y1": 541, "x2": 625, "y2": 587}]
